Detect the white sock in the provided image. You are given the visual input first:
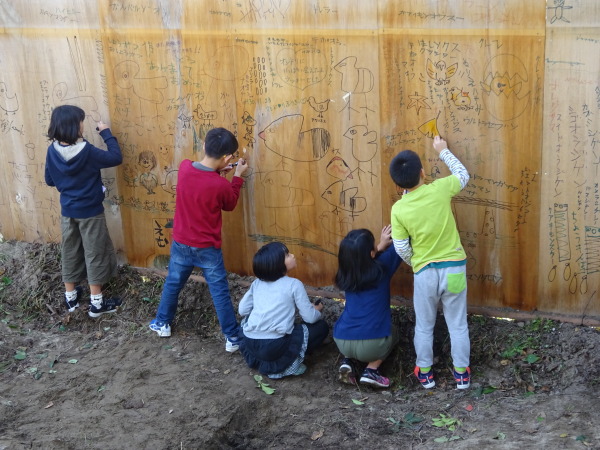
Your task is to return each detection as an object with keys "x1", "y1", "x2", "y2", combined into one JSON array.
[
  {"x1": 65, "y1": 289, "x2": 78, "y2": 301},
  {"x1": 91, "y1": 293, "x2": 103, "y2": 308}
]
